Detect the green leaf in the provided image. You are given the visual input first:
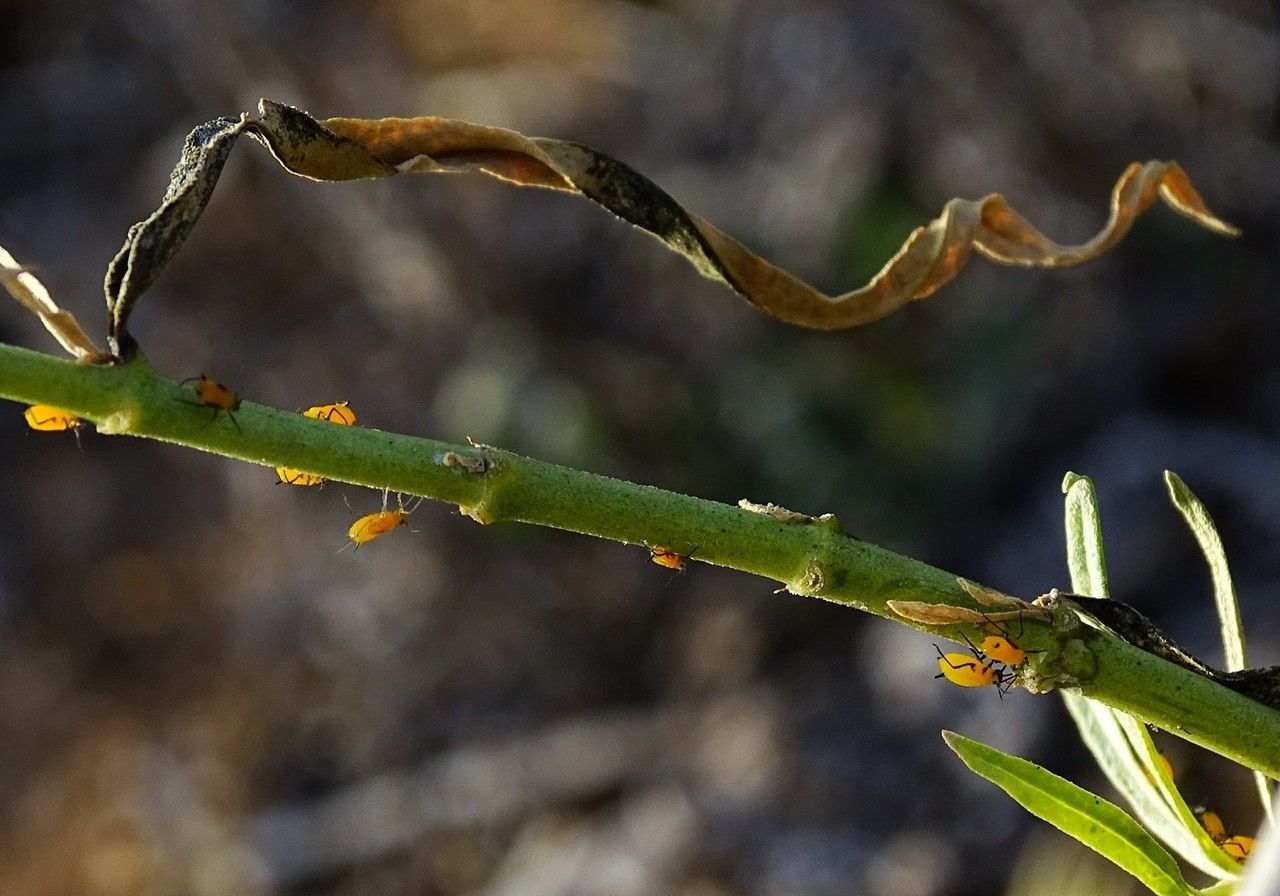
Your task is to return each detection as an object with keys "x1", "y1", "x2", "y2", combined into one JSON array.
[
  {"x1": 1165, "y1": 471, "x2": 1246, "y2": 671},
  {"x1": 1063, "y1": 471, "x2": 1110, "y2": 598},
  {"x1": 1061, "y1": 472, "x2": 1241, "y2": 879},
  {"x1": 1064, "y1": 691, "x2": 1242, "y2": 879},
  {"x1": 1165, "y1": 470, "x2": 1276, "y2": 827},
  {"x1": 943, "y1": 731, "x2": 1199, "y2": 896}
]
